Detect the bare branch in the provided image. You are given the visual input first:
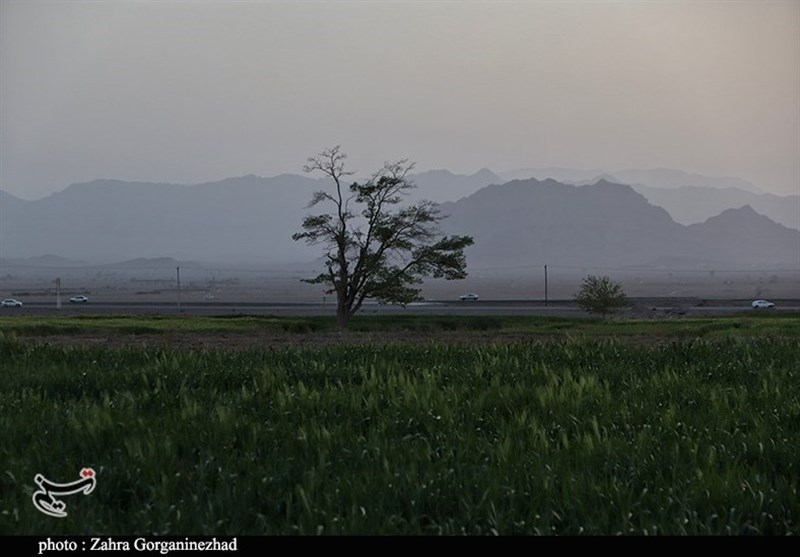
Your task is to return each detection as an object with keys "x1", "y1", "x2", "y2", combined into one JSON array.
[{"x1": 302, "y1": 145, "x2": 355, "y2": 179}]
